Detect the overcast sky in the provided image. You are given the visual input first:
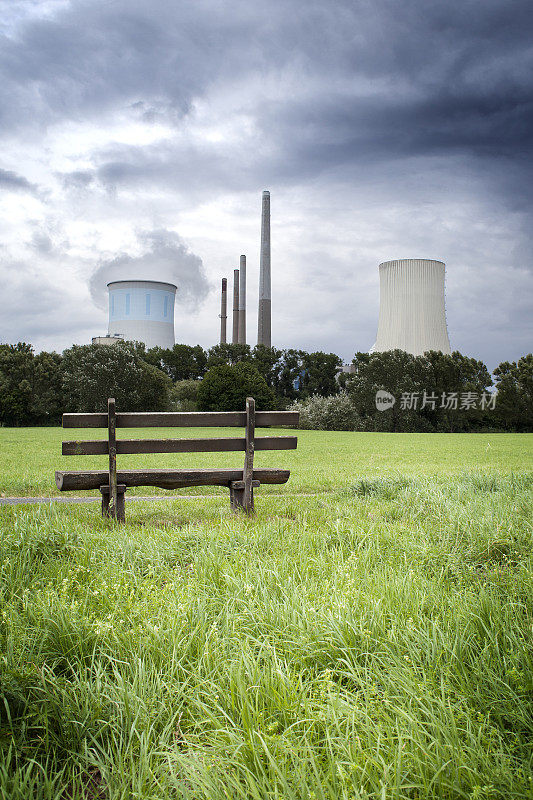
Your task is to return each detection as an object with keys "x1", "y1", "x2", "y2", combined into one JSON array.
[{"x1": 0, "y1": 0, "x2": 531, "y2": 370}]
